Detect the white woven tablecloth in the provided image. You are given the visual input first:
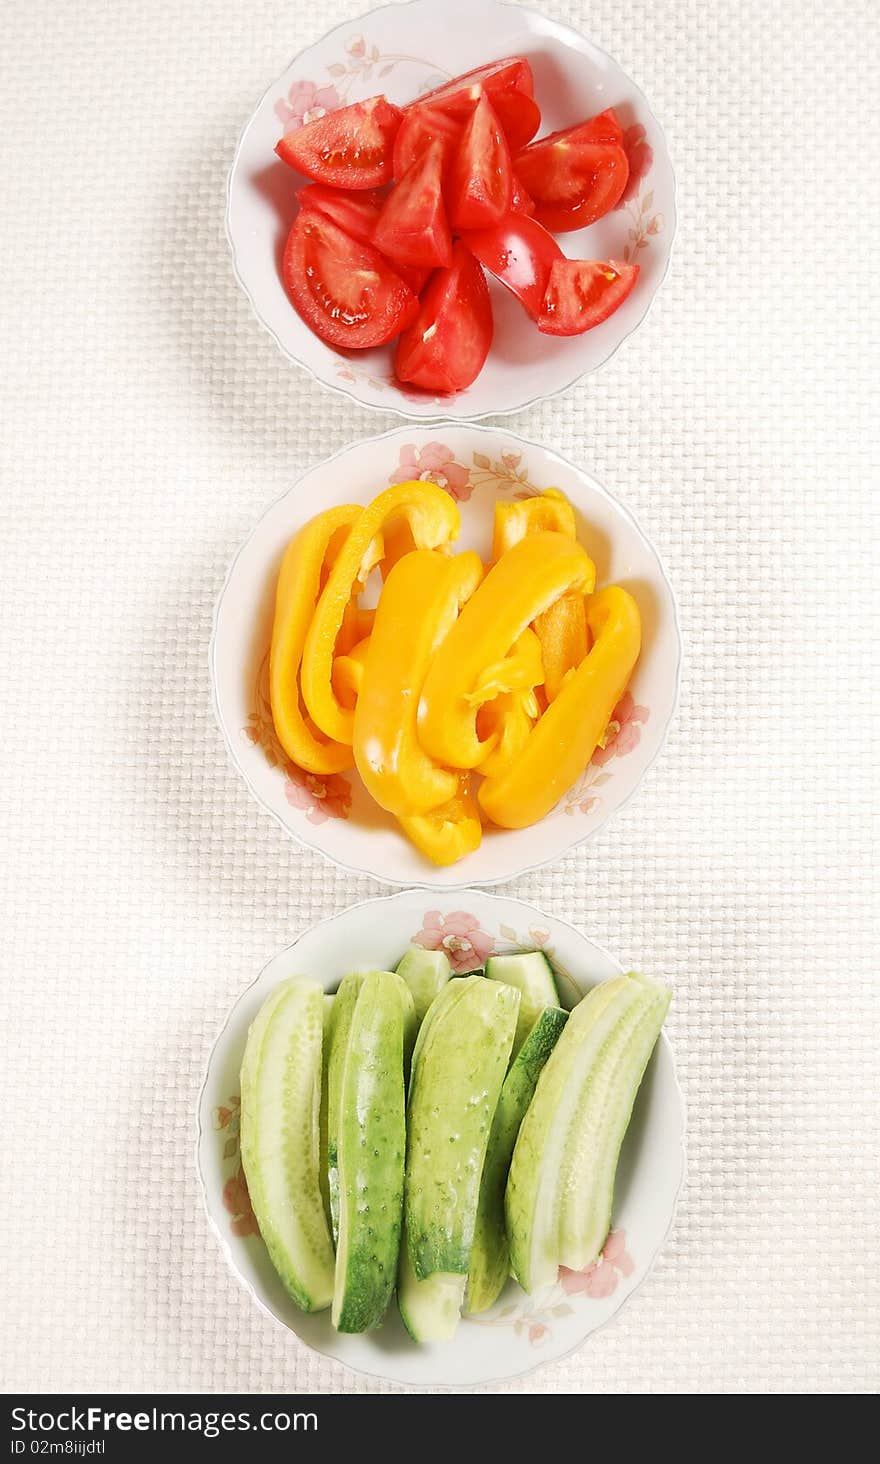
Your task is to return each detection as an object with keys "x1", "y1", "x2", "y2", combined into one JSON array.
[{"x1": 1, "y1": 0, "x2": 877, "y2": 1395}]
